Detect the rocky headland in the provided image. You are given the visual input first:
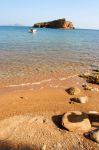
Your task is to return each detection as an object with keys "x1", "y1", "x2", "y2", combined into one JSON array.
[{"x1": 33, "y1": 18, "x2": 75, "y2": 29}]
